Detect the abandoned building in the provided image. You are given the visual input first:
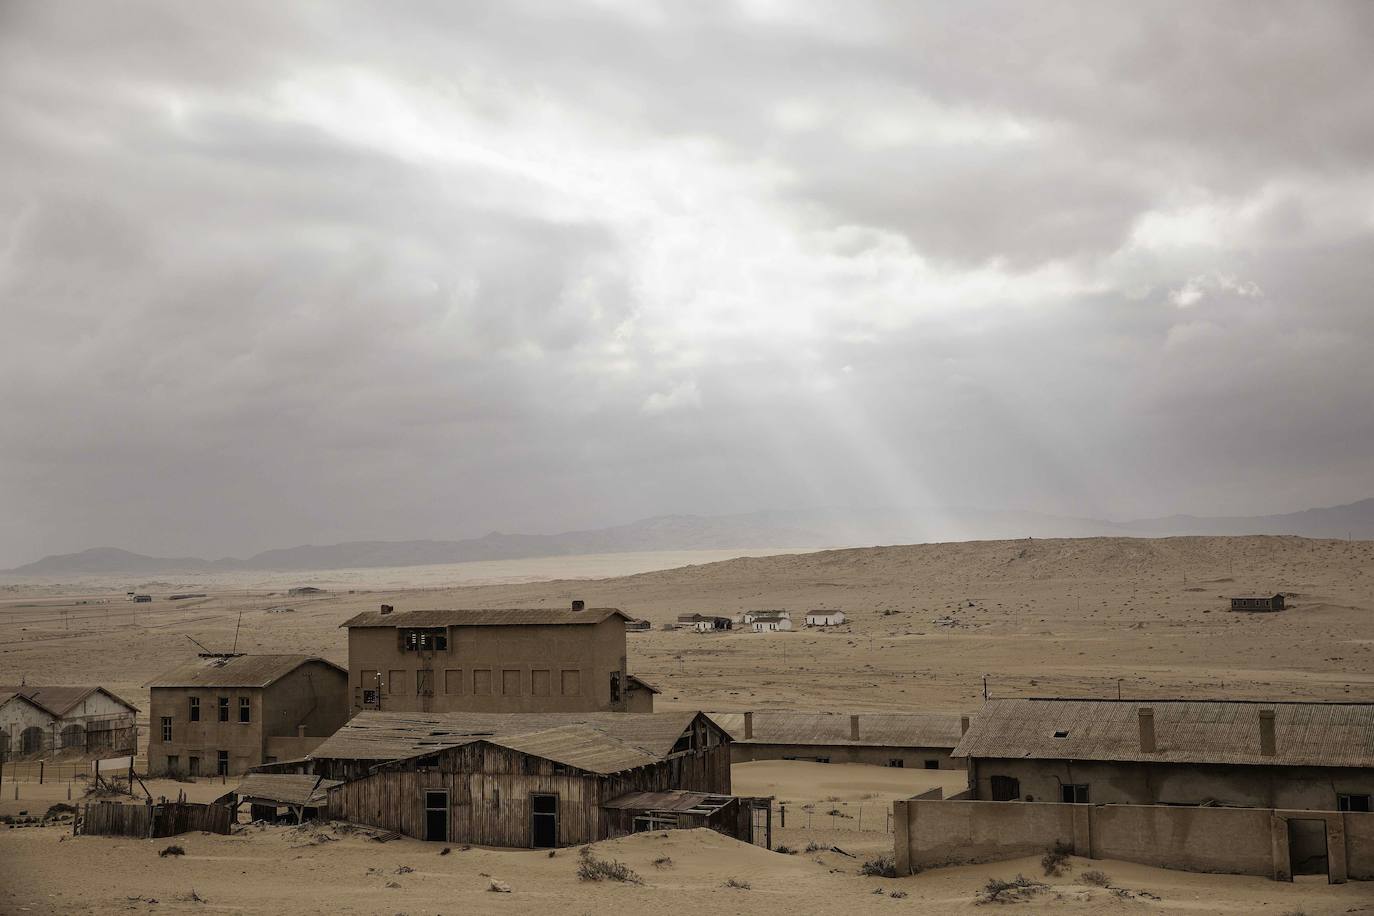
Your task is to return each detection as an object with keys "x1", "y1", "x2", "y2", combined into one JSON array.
[
  {"x1": 804, "y1": 609, "x2": 847, "y2": 627},
  {"x1": 897, "y1": 697, "x2": 1374, "y2": 883},
  {"x1": 749, "y1": 611, "x2": 793, "y2": 632},
  {"x1": 287, "y1": 586, "x2": 326, "y2": 597},
  {"x1": 223, "y1": 772, "x2": 342, "y2": 823},
  {"x1": 677, "y1": 613, "x2": 732, "y2": 632},
  {"x1": 341, "y1": 603, "x2": 652, "y2": 715},
  {"x1": 146, "y1": 654, "x2": 350, "y2": 777},
  {"x1": 255, "y1": 710, "x2": 769, "y2": 847},
  {"x1": 1231, "y1": 593, "x2": 1286, "y2": 612},
  {"x1": 0, "y1": 686, "x2": 138, "y2": 760},
  {"x1": 624, "y1": 618, "x2": 652, "y2": 632},
  {"x1": 708, "y1": 711, "x2": 968, "y2": 769},
  {"x1": 954, "y1": 698, "x2": 1374, "y2": 809}
]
